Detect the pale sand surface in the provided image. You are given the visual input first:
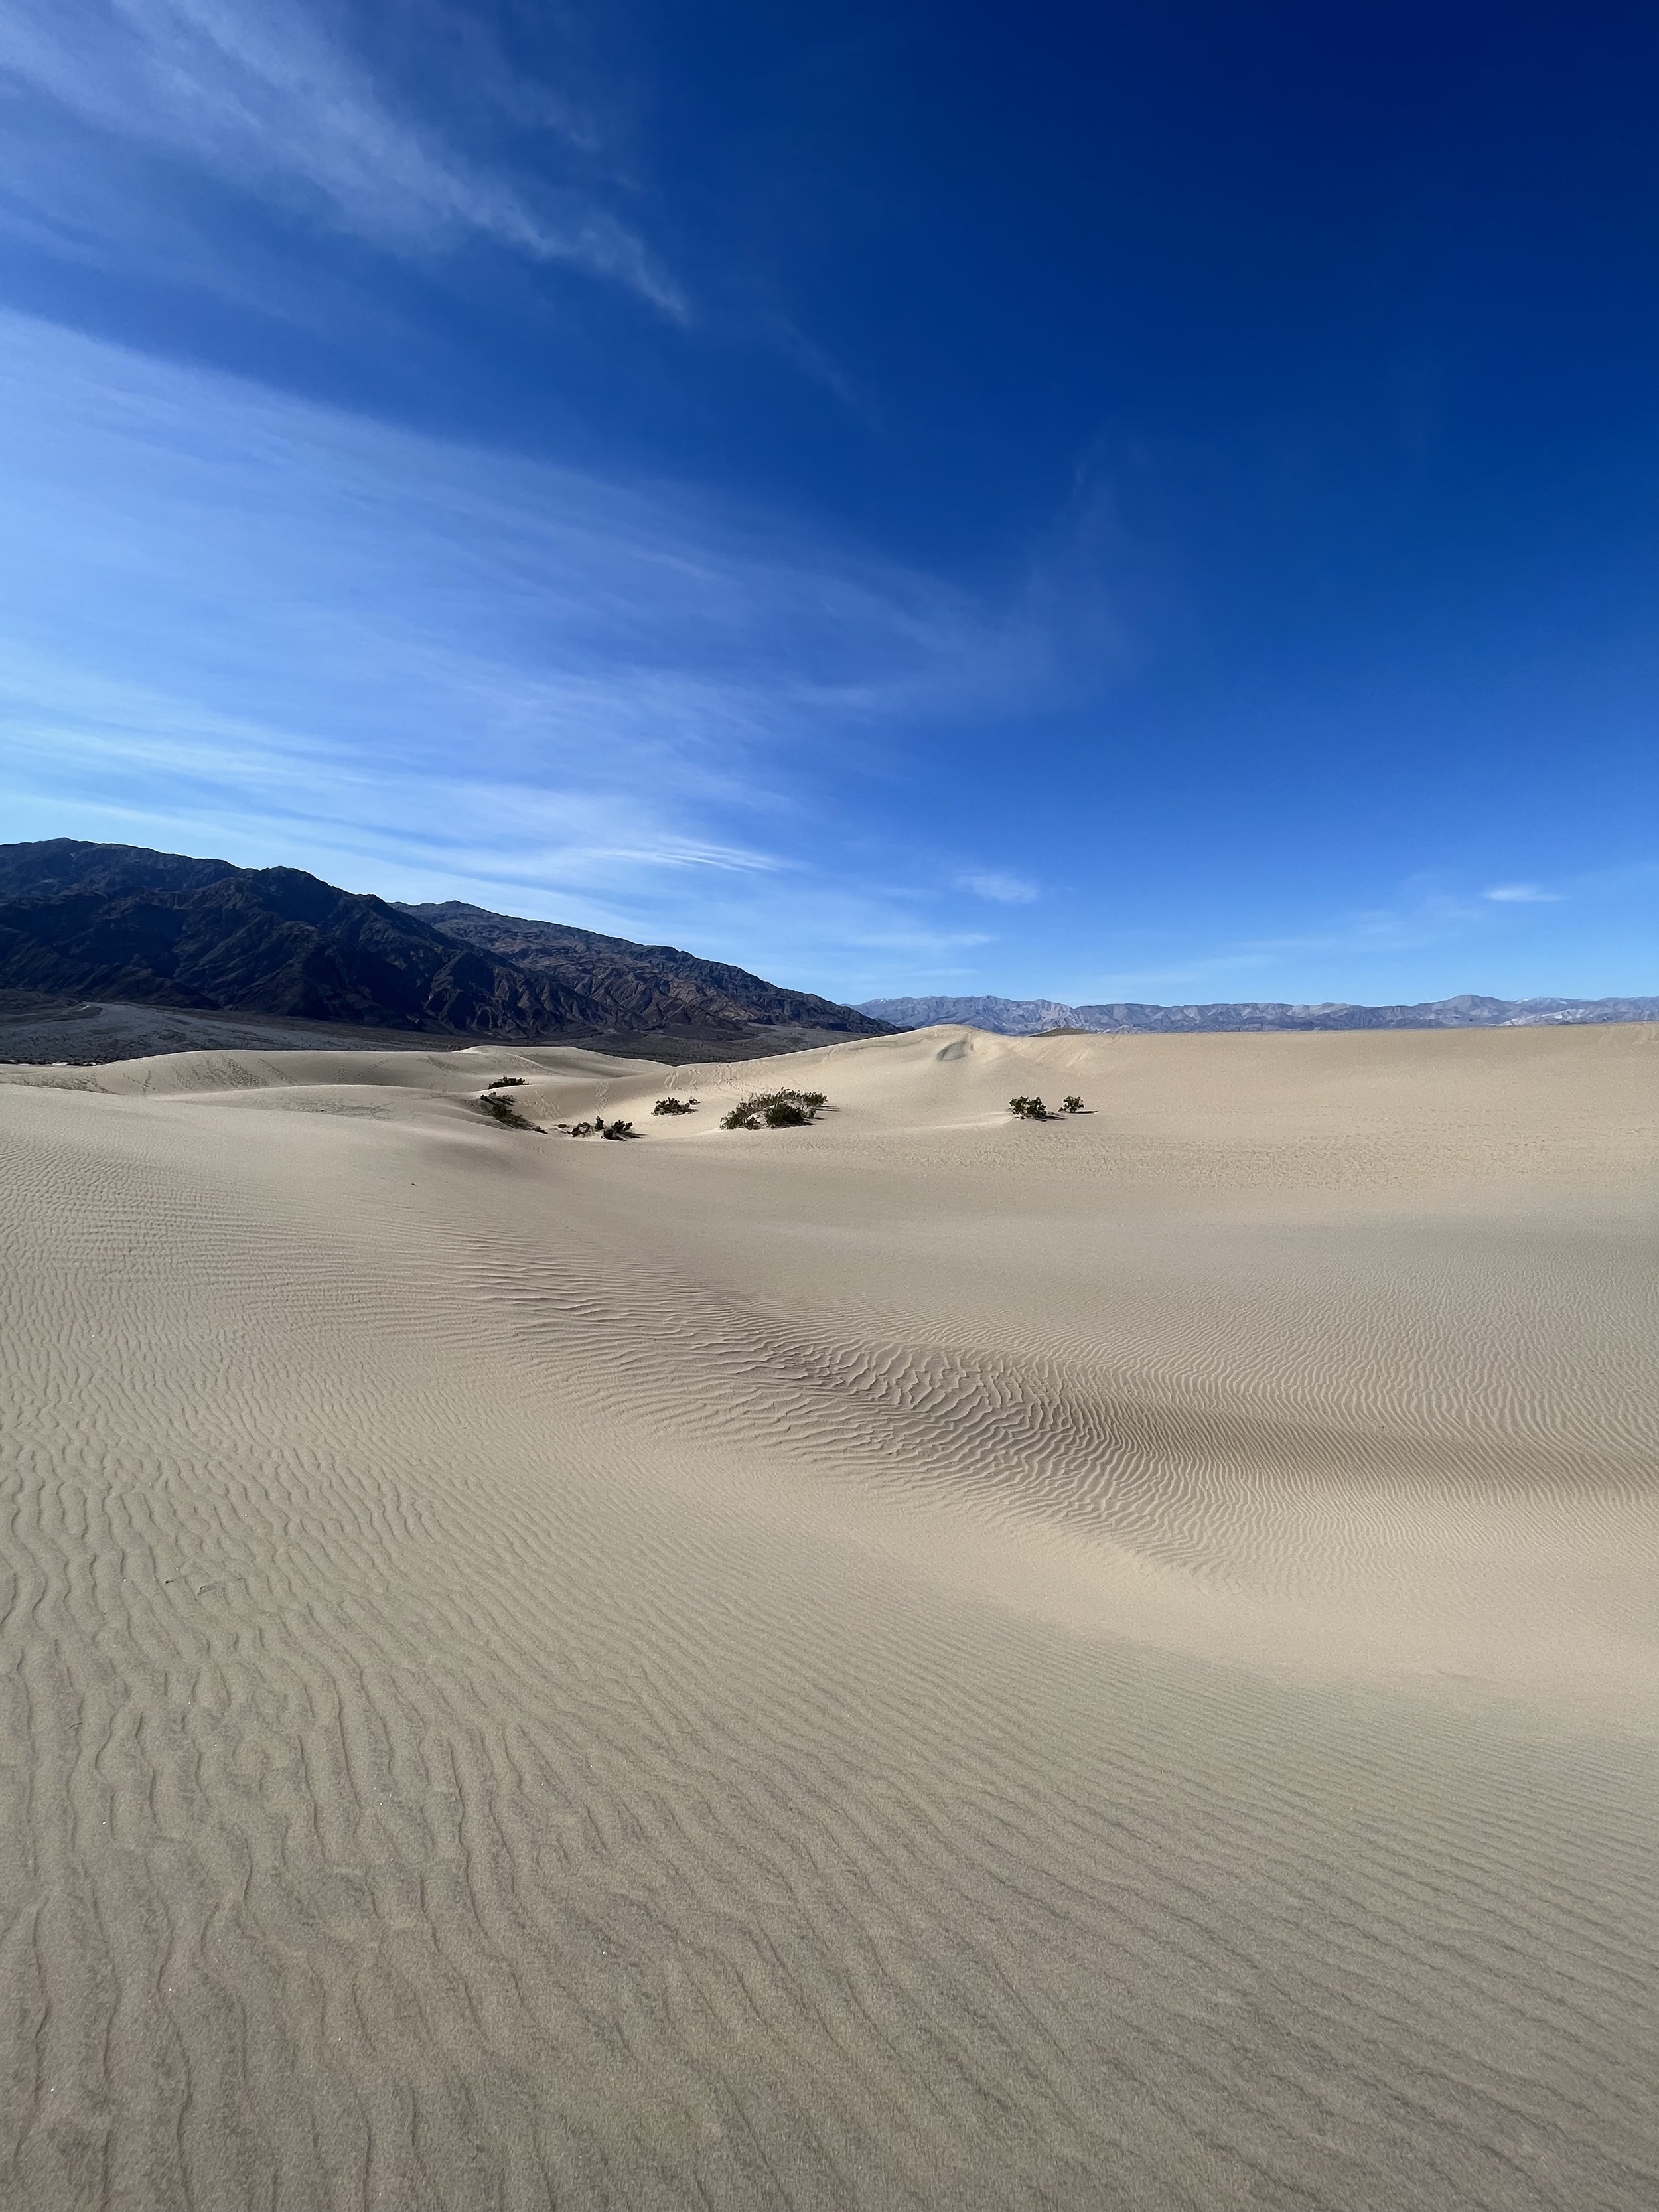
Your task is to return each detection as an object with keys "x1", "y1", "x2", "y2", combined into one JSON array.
[{"x1": 2, "y1": 1023, "x2": 1655, "y2": 2210}]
